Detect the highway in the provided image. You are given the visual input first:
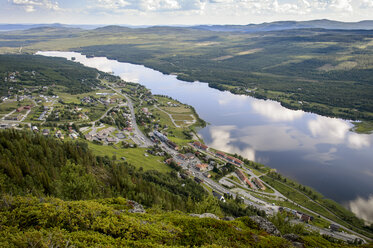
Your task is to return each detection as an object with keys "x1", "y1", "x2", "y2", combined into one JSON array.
[{"x1": 107, "y1": 85, "x2": 153, "y2": 147}]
